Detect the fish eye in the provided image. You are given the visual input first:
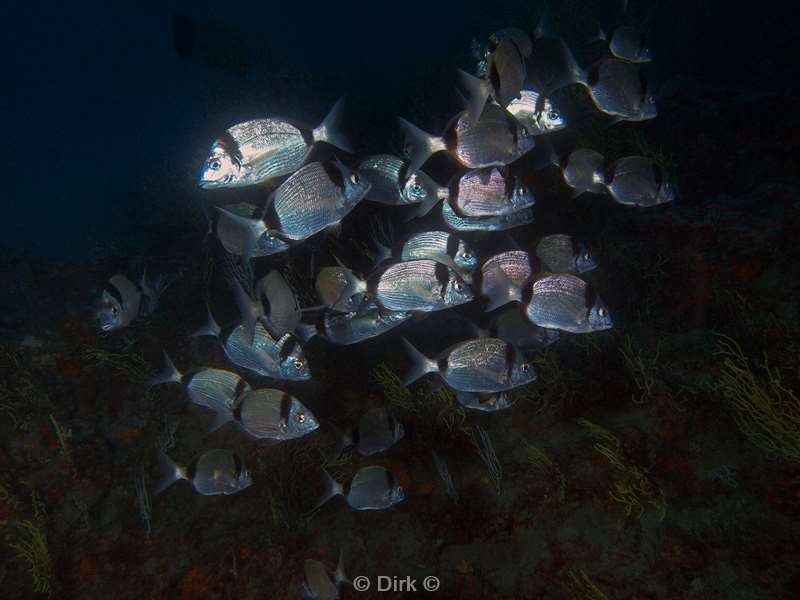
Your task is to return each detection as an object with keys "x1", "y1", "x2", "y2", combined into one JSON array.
[
  {"x1": 209, "y1": 159, "x2": 221, "y2": 171},
  {"x1": 462, "y1": 251, "x2": 472, "y2": 260},
  {"x1": 111, "y1": 306, "x2": 119, "y2": 316},
  {"x1": 349, "y1": 173, "x2": 360, "y2": 185},
  {"x1": 549, "y1": 111, "x2": 559, "y2": 120},
  {"x1": 584, "y1": 252, "x2": 591, "y2": 260},
  {"x1": 293, "y1": 358, "x2": 304, "y2": 369},
  {"x1": 297, "y1": 412, "x2": 306, "y2": 423},
  {"x1": 521, "y1": 363, "x2": 530, "y2": 373},
  {"x1": 454, "y1": 281, "x2": 463, "y2": 292},
  {"x1": 362, "y1": 292, "x2": 370, "y2": 301},
  {"x1": 598, "y1": 307, "x2": 606, "y2": 317},
  {"x1": 520, "y1": 127, "x2": 529, "y2": 137},
  {"x1": 411, "y1": 183, "x2": 423, "y2": 193},
  {"x1": 518, "y1": 186, "x2": 527, "y2": 195}
]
